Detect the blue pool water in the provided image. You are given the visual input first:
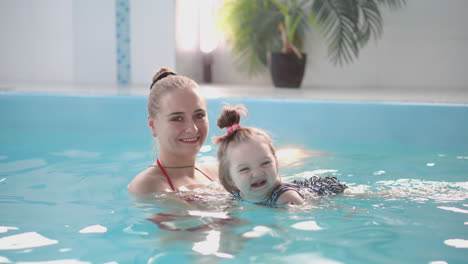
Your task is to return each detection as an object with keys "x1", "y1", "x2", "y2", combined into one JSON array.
[{"x1": 1, "y1": 93, "x2": 467, "y2": 263}]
